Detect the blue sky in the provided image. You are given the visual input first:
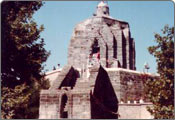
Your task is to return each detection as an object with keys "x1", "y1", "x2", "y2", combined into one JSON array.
[{"x1": 33, "y1": 1, "x2": 174, "y2": 73}]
